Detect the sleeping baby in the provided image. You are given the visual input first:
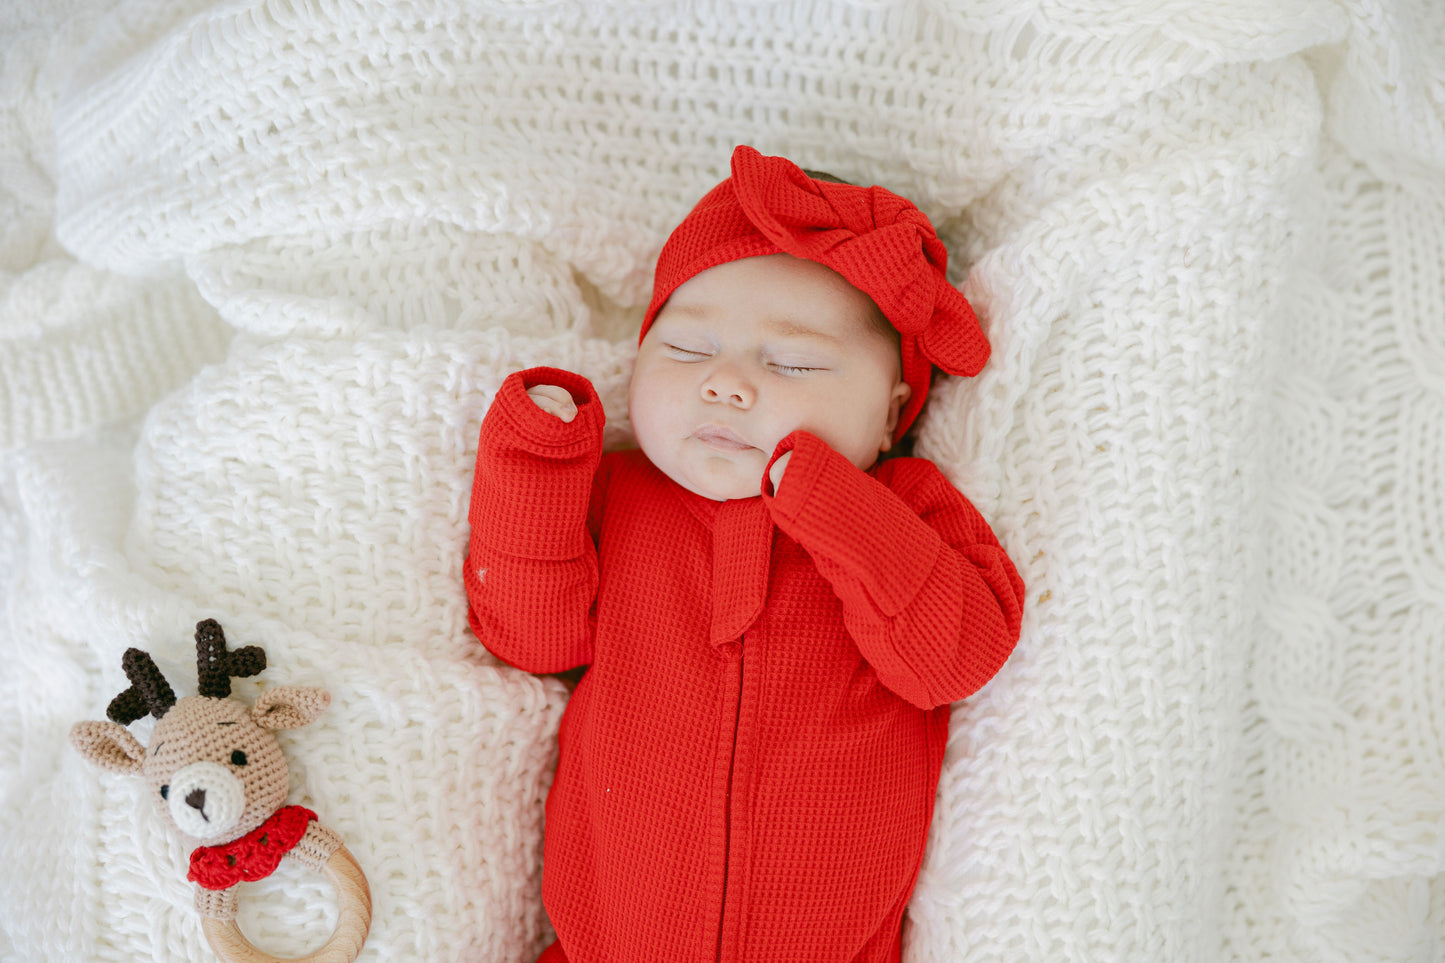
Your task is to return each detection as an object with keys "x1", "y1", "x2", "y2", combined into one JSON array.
[{"x1": 465, "y1": 145, "x2": 1024, "y2": 962}]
